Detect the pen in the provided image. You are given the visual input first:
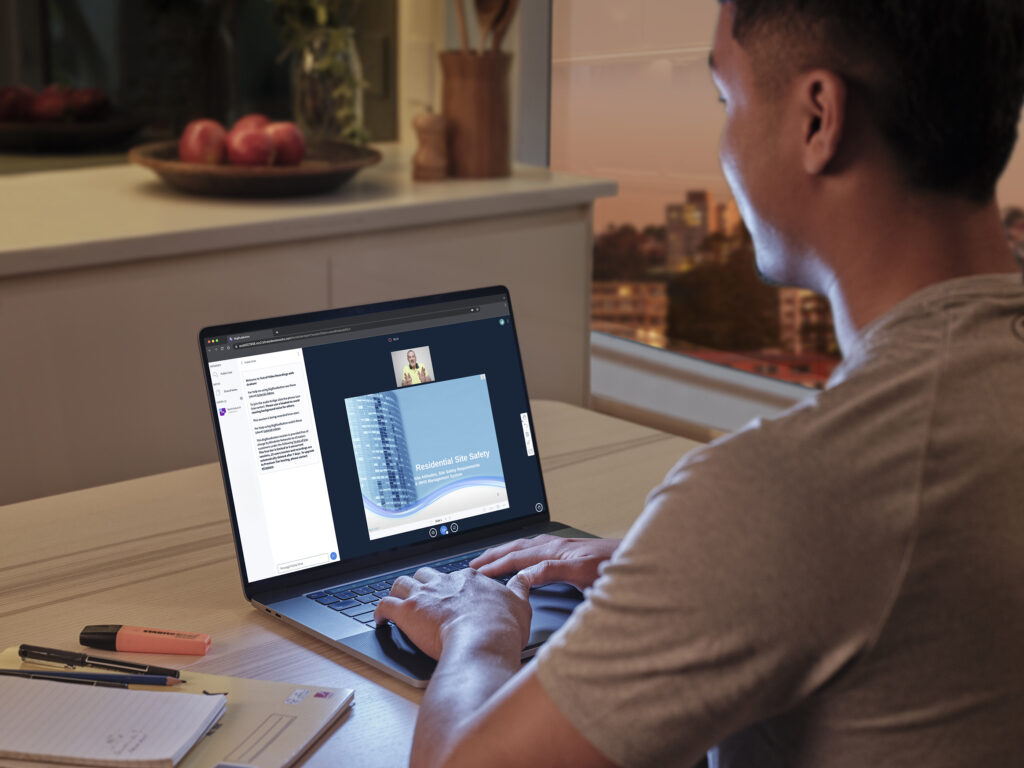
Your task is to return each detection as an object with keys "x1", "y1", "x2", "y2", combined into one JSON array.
[
  {"x1": 18, "y1": 644, "x2": 181, "y2": 678},
  {"x1": 0, "y1": 669, "x2": 184, "y2": 686},
  {"x1": 0, "y1": 669, "x2": 126, "y2": 688}
]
